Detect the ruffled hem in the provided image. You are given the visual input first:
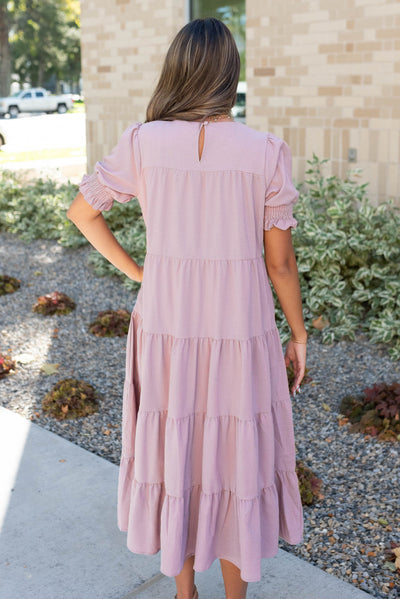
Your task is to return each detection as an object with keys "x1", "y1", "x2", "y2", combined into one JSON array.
[
  {"x1": 79, "y1": 171, "x2": 133, "y2": 212},
  {"x1": 117, "y1": 465, "x2": 303, "y2": 582},
  {"x1": 263, "y1": 203, "x2": 298, "y2": 231},
  {"x1": 116, "y1": 308, "x2": 304, "y2": 582},
  {"x1": 79, "y1": 172, "x2": 114, "y2": 212}
]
